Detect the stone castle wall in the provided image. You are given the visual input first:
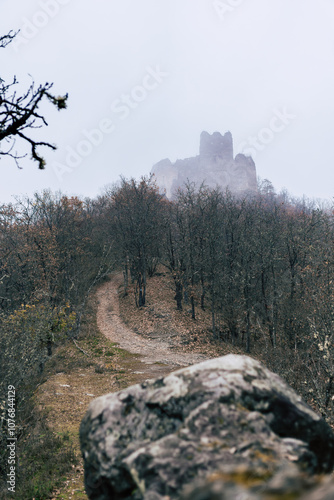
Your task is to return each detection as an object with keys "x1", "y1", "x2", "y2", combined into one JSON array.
[{"x1": 151, "y1": 131, "x2": 257, "y2": 198}]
